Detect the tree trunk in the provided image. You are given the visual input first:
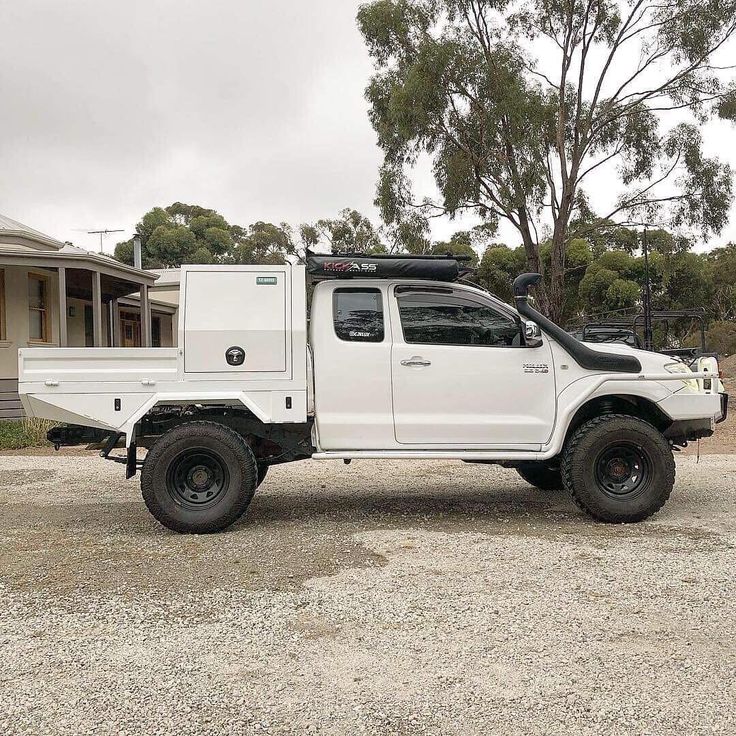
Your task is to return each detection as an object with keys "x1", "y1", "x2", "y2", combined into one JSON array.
[
  {"x1": 548, "y1": 189, "x2": 576, "y2": 324},
  {"x1": 547, "y1": 192, "x2": 573, "y2": 324},
  {"x1": 548, "y1": 223, "x2": 566, "y2": 324},
  {"x1": 517, "y1": 209, "x2": 550, "y2": 315}
]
